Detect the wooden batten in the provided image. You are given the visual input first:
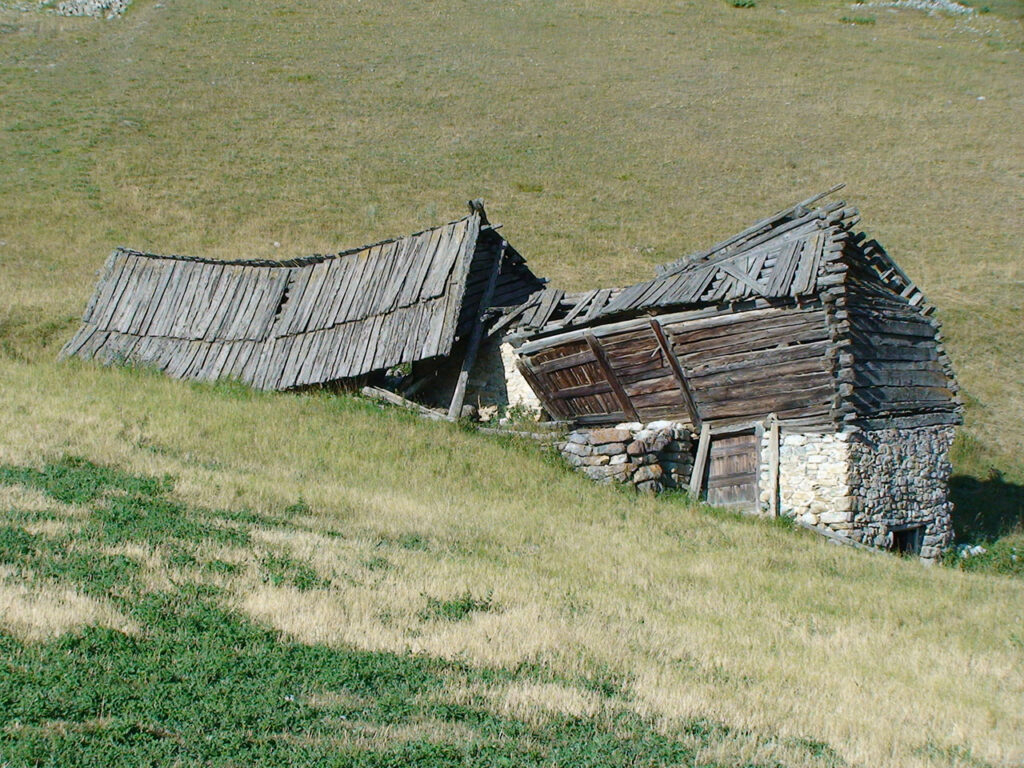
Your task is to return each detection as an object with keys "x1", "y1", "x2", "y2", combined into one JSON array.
[
  {"x1": 766, "y1": 415, "x2": 780, "y2": 517},
  {"x1": 583, "y1": 332, "x2": 640, "y2": 422}
]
